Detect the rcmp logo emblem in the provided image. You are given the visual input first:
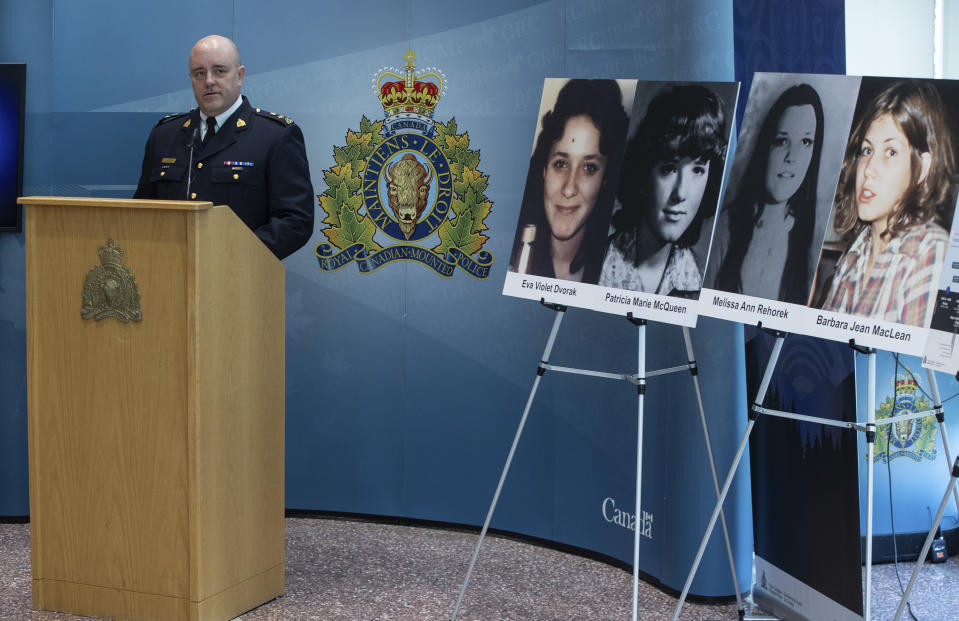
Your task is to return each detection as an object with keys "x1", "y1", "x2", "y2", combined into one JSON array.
[
  {"x1": 315, "y1": 50, "x2": 493, "y2": 279},
  {"x1": 80, "y1": 239, "x2": 142, "y2": 323},
  {"x1": 874, "y1": 370, "x2": 937, "y2": 463}
]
